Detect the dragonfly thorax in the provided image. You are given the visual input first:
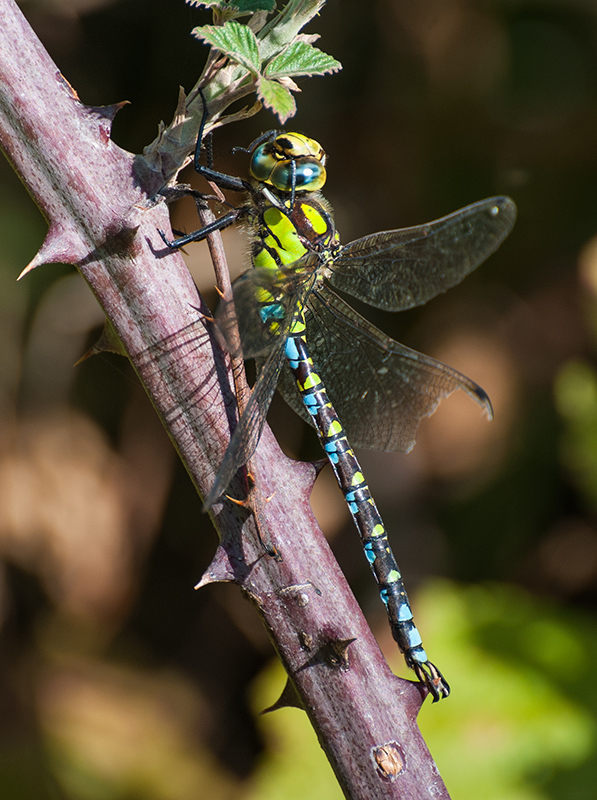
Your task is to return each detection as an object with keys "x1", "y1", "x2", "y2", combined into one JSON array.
[{"x1": 251, "y1": 193, "x2": 340, "y2": 272}]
